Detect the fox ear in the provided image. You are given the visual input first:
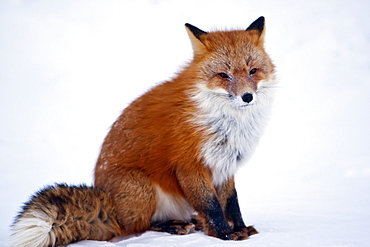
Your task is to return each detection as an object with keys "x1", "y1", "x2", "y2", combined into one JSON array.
[
  {"x1": 185, "y1": 23, "x2": 208, "y2": 57},
  {"x1": 246, "y1": 16, "x2": 265, "y2": 47},
  {"x1": 246, "y1": 16, "x2": 265, "y2": 32}
]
